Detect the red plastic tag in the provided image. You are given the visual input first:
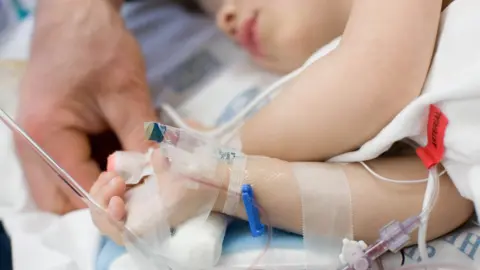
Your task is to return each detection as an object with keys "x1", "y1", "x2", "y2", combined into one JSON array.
[{"x1": 416, "y1": 105, "x2": 449, "y2": 169}]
